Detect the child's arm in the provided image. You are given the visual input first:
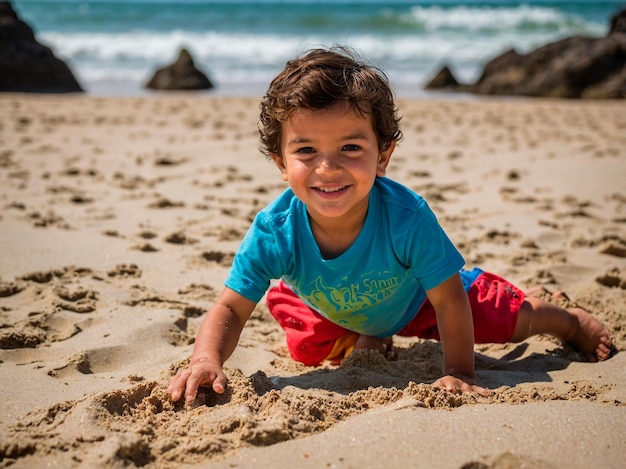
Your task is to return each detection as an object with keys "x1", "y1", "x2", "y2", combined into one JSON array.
[
  {"x1": 426, "y1": 273, "x2": 490, "y2": 395},
  {"x1": 167, "y1": 287, "x2": 257, "y2": 404}
]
